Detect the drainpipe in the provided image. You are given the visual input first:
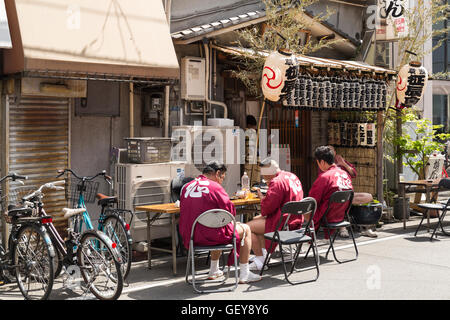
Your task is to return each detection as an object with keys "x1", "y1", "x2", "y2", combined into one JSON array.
[
  {"x1": 164, "y1": 85, "x2": 170, "y2": 137},
  {"x1": 129, "y1": 82, "x2": 134, "y2": 137},
  {"x1": 203, "y1": 41, "x2": 228, "y2": 119},
  {"x1": 164, "y1": 0, "x2": 172, "y2": 136}
]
